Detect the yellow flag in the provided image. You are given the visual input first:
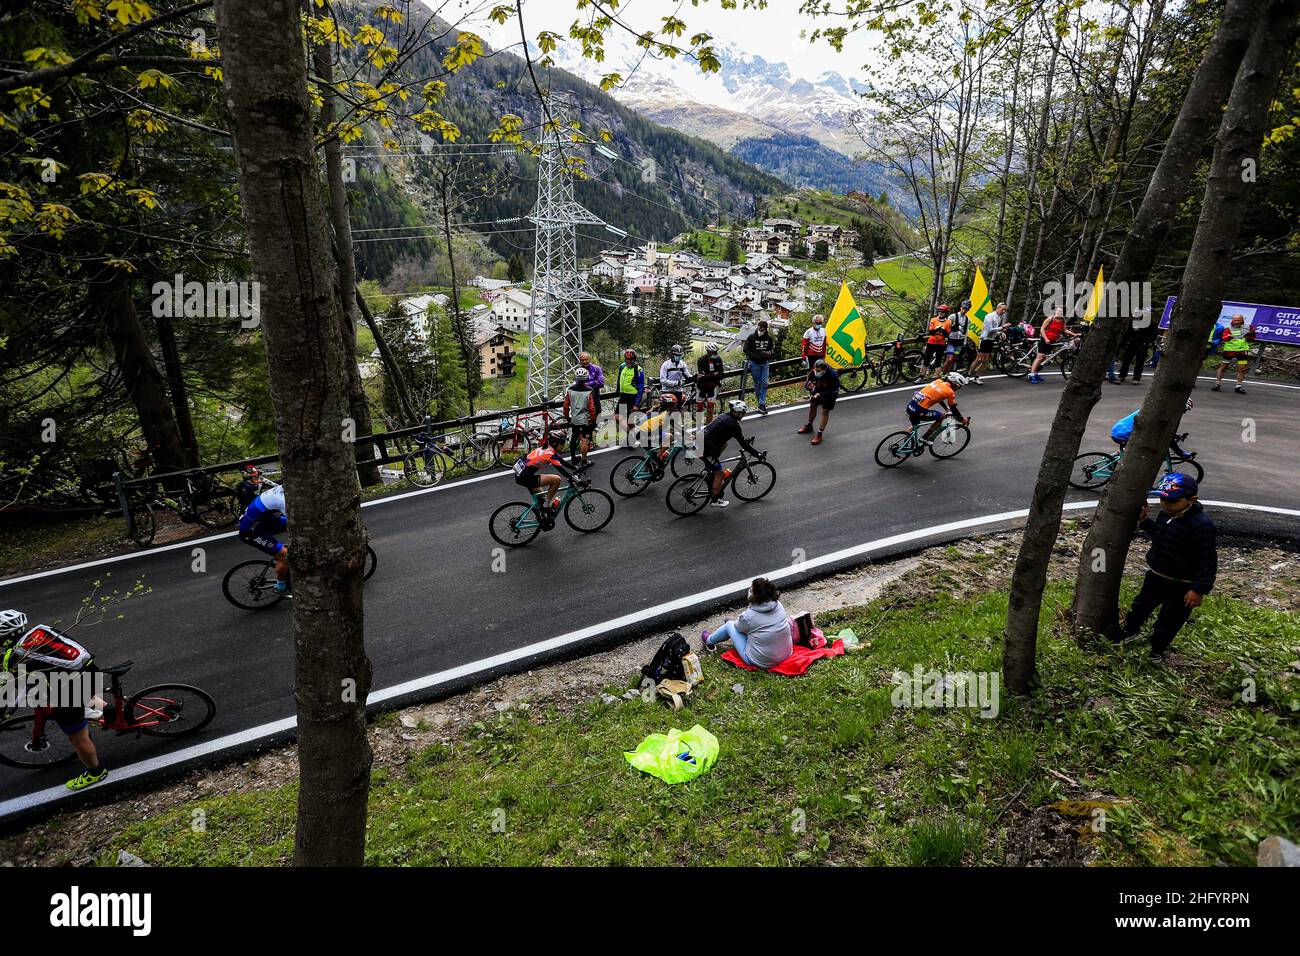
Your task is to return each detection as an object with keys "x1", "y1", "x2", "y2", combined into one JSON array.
[
  {"x1": 823, "y1": 282, "x2": 867, "y2": 369},
  {"x1": 1083, "y1": 265, "x2": 1105, "y2": 323},
  {"x1": 965, "y1": 267, "x2": 992, "y2": 344}
]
